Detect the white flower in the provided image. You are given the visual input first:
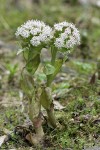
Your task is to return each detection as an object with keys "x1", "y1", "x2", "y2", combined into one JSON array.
[
  {"x1": 15, "y1": 27, "x2": 30, "y2": 38},
  {"x1": 30, "y1": 36, "x2": 41, "y2": 46},
  {"x1": 39, "y1": 26, "x2": 53, "y2": 42},
  {"x1": 54, "y1": 21, "x2": 69, "y2": 31},
  {"x1": 67, "y1": 37, "x2": 76, "y2": 48},
  {"x1": 30, "y1": 28, "x2": 41, "y2": 36},
  {"x1": 65, "y1": 27, "x2": 71, "y2": 35},
  {"x1": 54, "y1": 21, "x2": 80, "y2": 49},
  {"x1": 54, "y1": 38, "x2": 64, "y2": 48},
  {"x1": 15, "y1": 20, "x2": 53, "y2": 46}
]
